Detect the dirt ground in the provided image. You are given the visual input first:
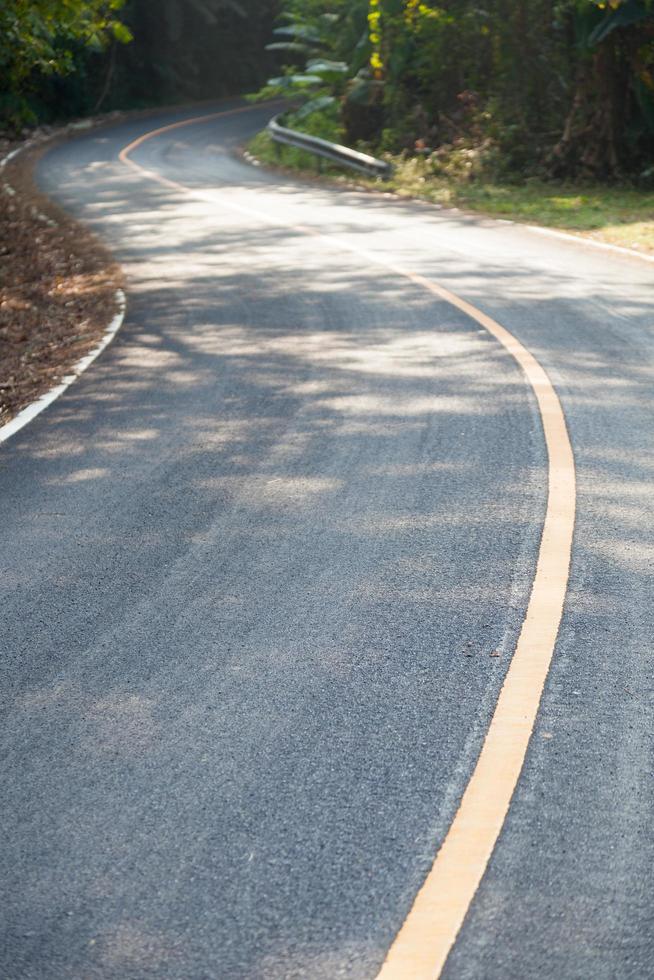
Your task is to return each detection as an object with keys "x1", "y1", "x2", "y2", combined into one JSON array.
[{"x1": 0, "y1": 132, "x2": 123, "y2": 427}]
